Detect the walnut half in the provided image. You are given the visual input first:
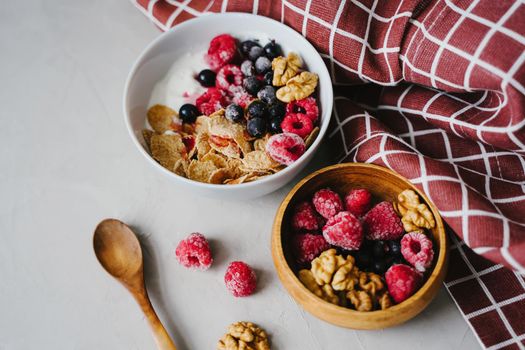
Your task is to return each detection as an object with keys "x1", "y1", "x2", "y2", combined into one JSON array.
[
  {"x1": 394, "y1": 189, "x2": 436, "y2": 231},
  {"x1": 276, "y1": 71, "x2": 318, "y2": 103},
  {"x1": 272, "y1": 52, "x2": 302, "y2": 86},
  {"x1": 217, "y1": 321, "x2": 270, "y2": 350}
]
